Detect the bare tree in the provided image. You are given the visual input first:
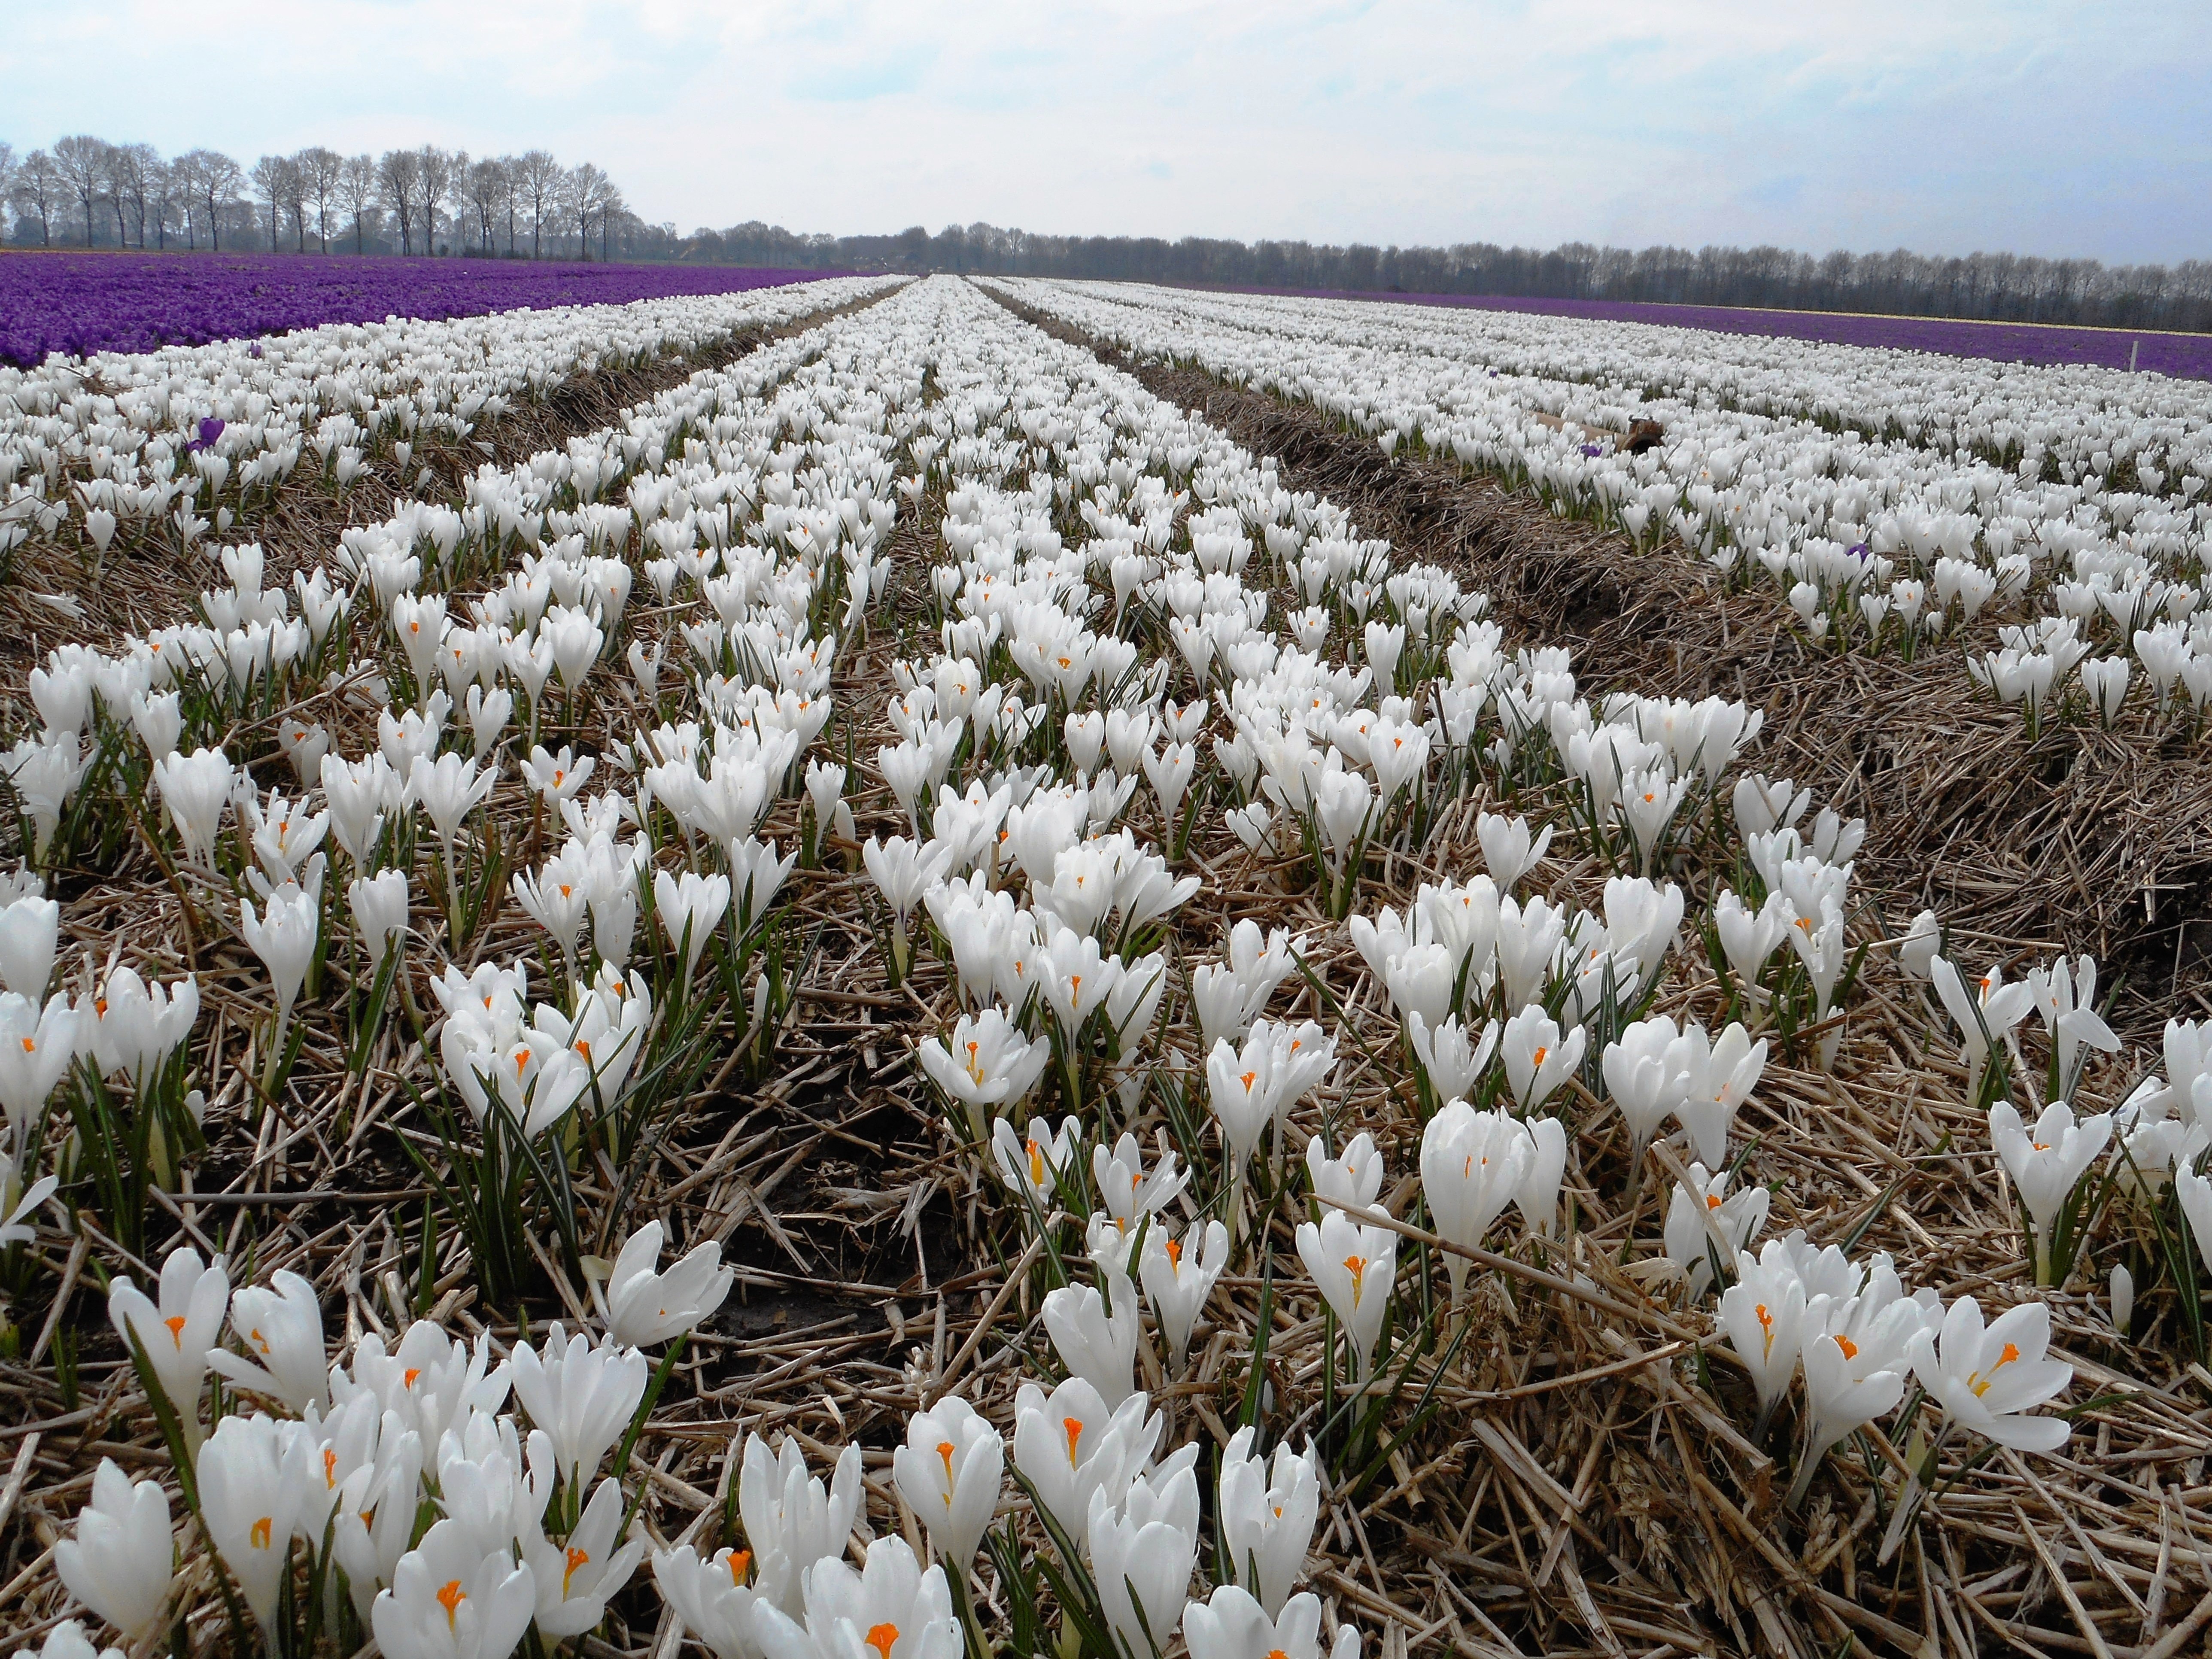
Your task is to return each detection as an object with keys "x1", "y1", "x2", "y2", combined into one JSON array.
[
  {"x1": 296, "y1": 147, "x2": 344, "y2": 252},
  {"x1": 564, "y1": 163, "x2": 605, "y2": 261},
  {"x1": 2, "y1": 130, "x2": 655, "y2": 270},
  {"x1": 9, "y1": 150, "x2": 58, "y2": 246},
  {"x1": 416, "y1": 145, "x2": 453, "y2": 255},
  {"x1": 497, "y1": 155, "x2": 521, "y2": 254},
  {"x1": 149, "y1": 156, "x2": 179, "y2": 249},
  {"x1": 112, "y1": 143, "x2": 162, "y2": 248},
  {"x1": 336, "y1": 154, "x2": 377, "y2": 253},
  {"x1": 377, "y1": 149, "x2": 421, "y2": 254},
  {"x1": 450, "y1": 150, "x2": 476, "y2": 252},
  {"x1": 250, "y1": 154, "x2": 296, "y2": 252},
  {"x1": 177, "y1": 149, "x2": 243, "y2": 250},
  {"x1": 465, "y1": 156, "x2": 506, "y2": 255},
  {"x1": 438, "y1": 148, "x2": 472, "y2": 254},
  {"x1": 282, "y1": 156, "x2": 310, "y2": 250},
  {"x1": 206, "y1": 152, "x2": 246, "y2": 249},
  {"x1": 515, "y1": 149, "x2": 562, "y2": 259},
  {"x1": 52, "y1": 134, "x2": 112, "y2": 246},
  {"x1": 102, "y1": 144, "x2": 133, "y2": 245},
  {"x1": 593, "y1": 178, "x2": 626, "y2": 261},
  {"x1": 167, "y1": 150, "x2": 203, "y2": 248}
]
